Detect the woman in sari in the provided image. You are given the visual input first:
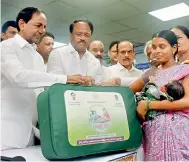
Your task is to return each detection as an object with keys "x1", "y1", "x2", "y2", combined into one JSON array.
[
  {"x1": 129, "y1": 30, "x2": 189, "y2": 161},
  {"x1": 171, "y1": 26, "x2": 189, "y2": 64}
]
